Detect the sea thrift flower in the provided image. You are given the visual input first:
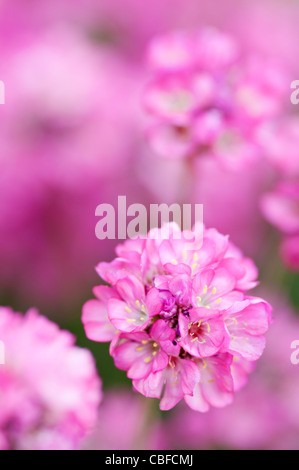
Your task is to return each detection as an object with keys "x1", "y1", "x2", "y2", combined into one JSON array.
[
  {"x1": 83, "y1": 223, "x2": 272, "y2": 411},
  {"x1": 0, "y1": 307, "x2": 101, "y2": 450},
  {"x1": 144, "y1": 28, "x2": 287, "y2": 168}
]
